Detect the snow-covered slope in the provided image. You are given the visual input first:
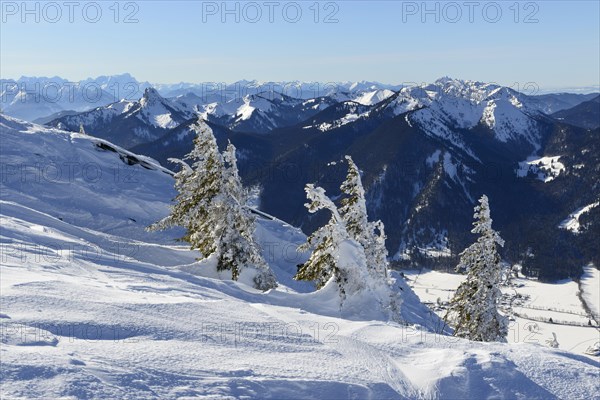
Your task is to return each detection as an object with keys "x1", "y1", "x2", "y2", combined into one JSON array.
[
  {"x1": 302, "y1": 78, "x2": 546, "y2": 154},
  {"x1": 1, "y1": 115, "x2": 599, "y2": 399},
  {"x1": 516, "y1": 156, "x2": 566, "y2": 183},
  {"x1": 407, "y1": 79, "x2": 544, "y2": 149},
  {"x1": 559, "y1": 201, "x2": 600, "y2": 233},
  {"x1": 353, "y1": 89, "x2": 395, "y2": 105}
]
